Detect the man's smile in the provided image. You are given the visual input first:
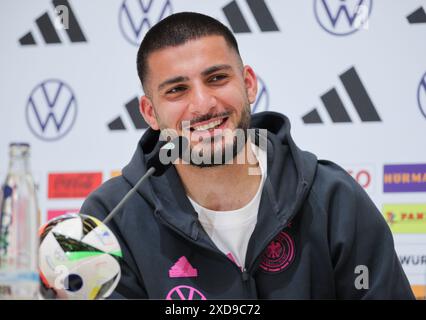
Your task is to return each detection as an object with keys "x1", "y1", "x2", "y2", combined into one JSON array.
[{"x1": 190, "y1": 116, "x2": 229, "y2": 132}]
